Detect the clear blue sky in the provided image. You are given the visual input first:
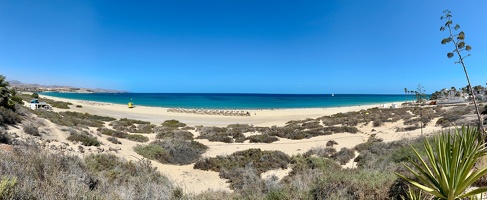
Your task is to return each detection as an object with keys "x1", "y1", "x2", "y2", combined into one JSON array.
[{"x1": 1, "y1": 0, "x2": 486, "y2": 94}]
